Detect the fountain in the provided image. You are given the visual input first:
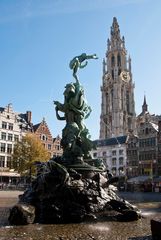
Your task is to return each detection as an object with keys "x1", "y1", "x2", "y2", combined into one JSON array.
[{"x1": 8, "y1": 53, "x2": 141, "y2": 225}]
